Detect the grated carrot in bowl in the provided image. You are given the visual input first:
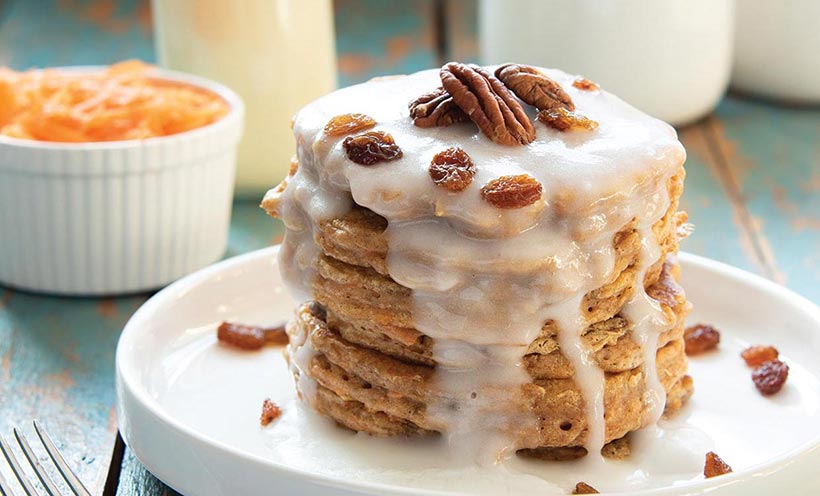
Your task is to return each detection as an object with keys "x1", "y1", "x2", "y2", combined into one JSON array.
[{"x1": 0, "y1": 60, "x2": 230, "y2": 143}]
